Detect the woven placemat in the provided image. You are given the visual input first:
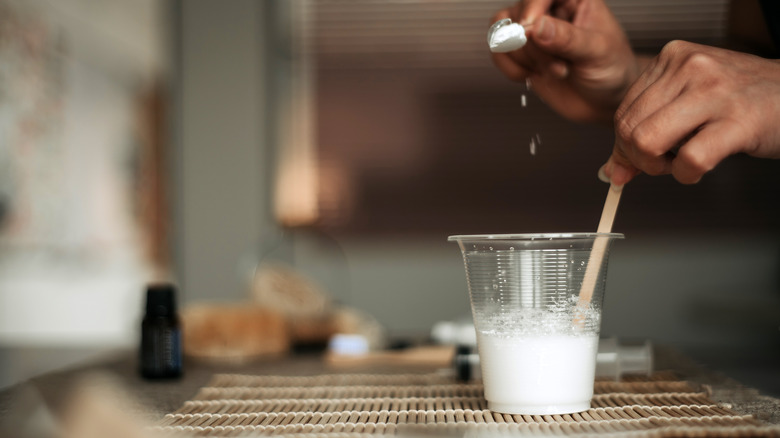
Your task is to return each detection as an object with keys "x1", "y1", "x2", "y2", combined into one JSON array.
[{"x1": 153, "y1": 372, "x2": 780, "y2": 437}]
